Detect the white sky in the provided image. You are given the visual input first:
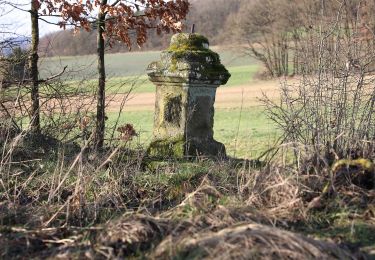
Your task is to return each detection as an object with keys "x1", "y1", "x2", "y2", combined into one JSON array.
[
  {"x1": 0, "y1": 0, "x2": 140, "y2": 38},
  {"x1": 0, "y1": 0, "x2": 64, "y2": 38}
]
